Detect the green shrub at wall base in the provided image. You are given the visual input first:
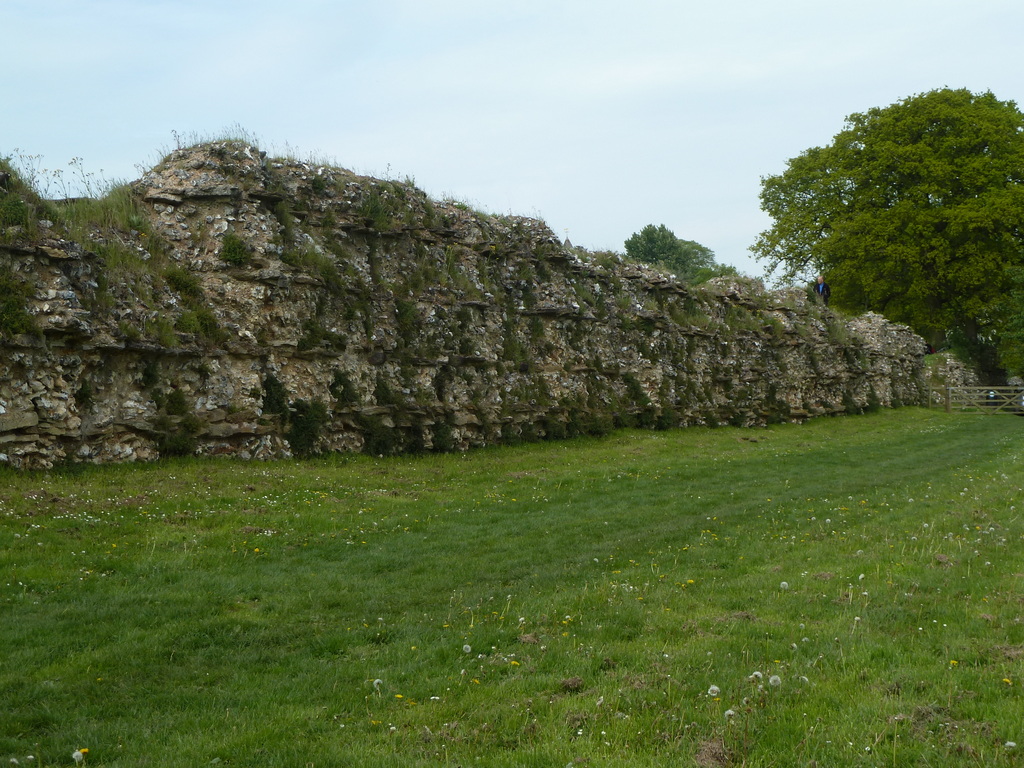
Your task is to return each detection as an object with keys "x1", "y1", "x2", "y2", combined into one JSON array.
[
  {"x1": 154, "y1": 414, "x2": 201, "y2": 457},
  {"x1": 358, "y1": 412, "x2": 404, "y2": 456},
  {"x1": 285, "y1": 399, "x2": 329, "y2": 457},
  {"x1": 430, "y1": 420, "x2": 456, "y2": 452}
]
